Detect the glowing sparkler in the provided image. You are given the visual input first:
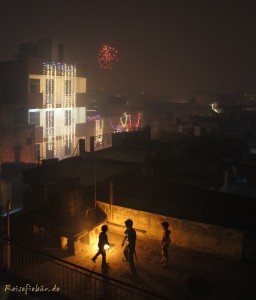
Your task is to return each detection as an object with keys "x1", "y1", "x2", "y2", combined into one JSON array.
[
  {"x1": 104, "y1": 244, "x2": 110, "y2": 251},
  {"x1": 98, "y1": 44, "x2": 119, "y2": 70}
]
